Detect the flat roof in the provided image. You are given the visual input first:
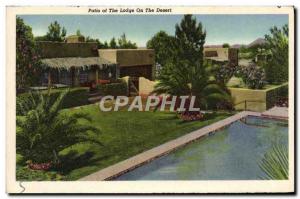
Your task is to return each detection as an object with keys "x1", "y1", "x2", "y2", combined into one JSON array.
[{"x1": 98, "y1": 49, "x2": 154, "y2": 51}]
